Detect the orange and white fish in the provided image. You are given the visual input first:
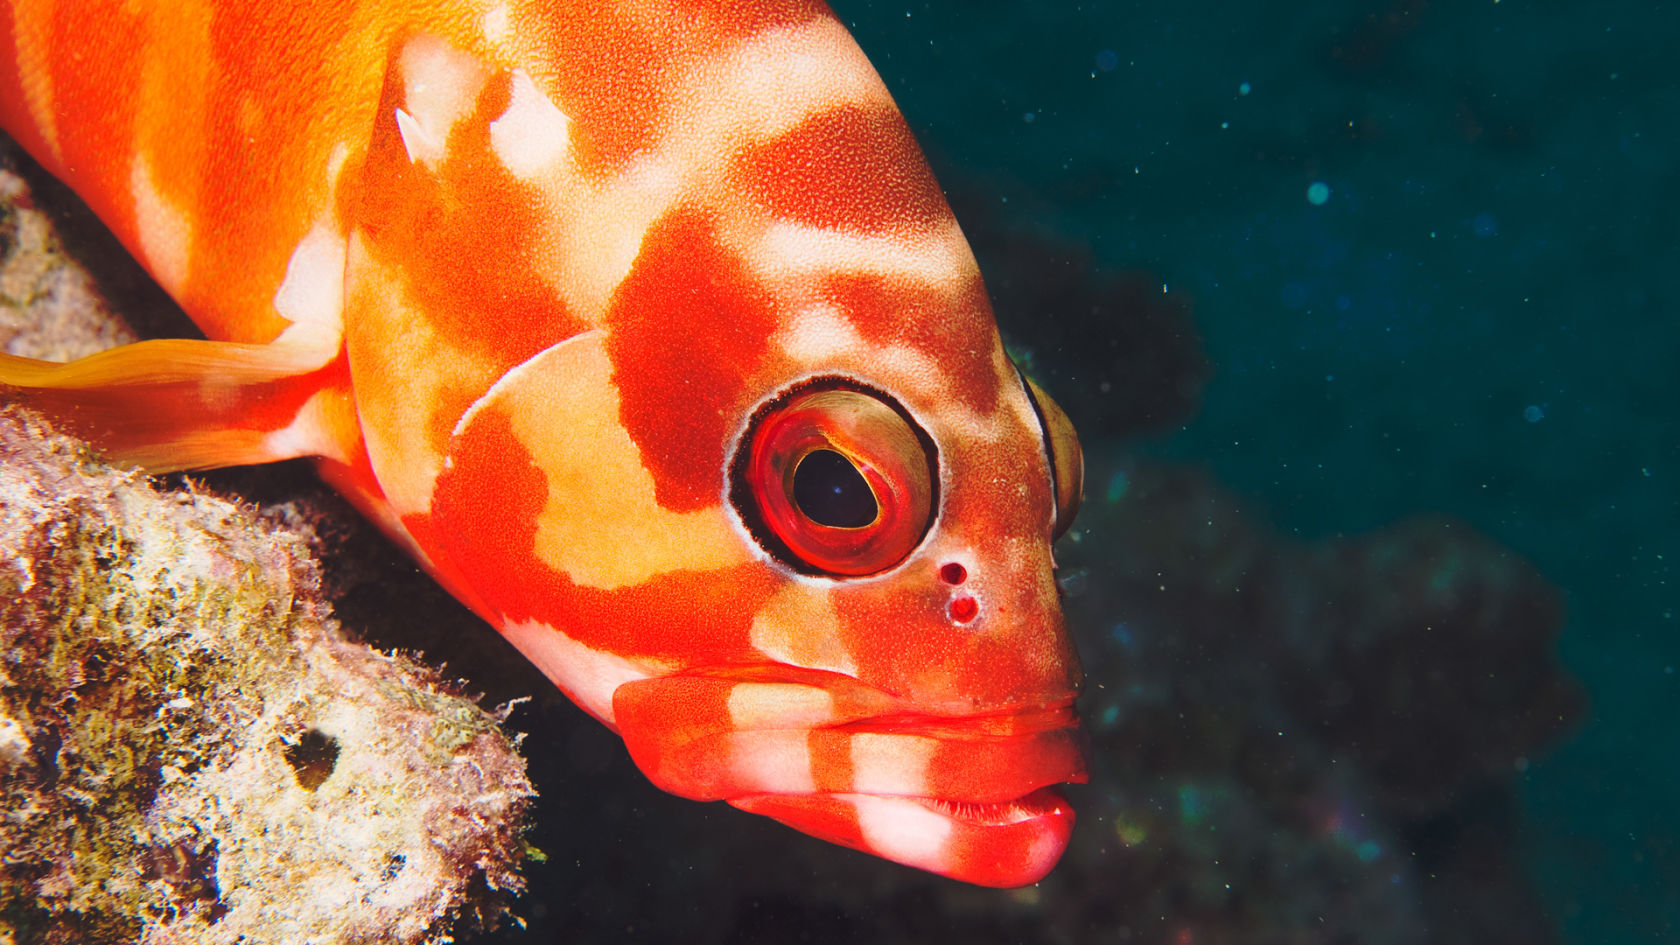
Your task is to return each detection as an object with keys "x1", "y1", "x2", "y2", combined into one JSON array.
[{"x1": 0, "y1": 0, "x2": 1087, "y2": 886}]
